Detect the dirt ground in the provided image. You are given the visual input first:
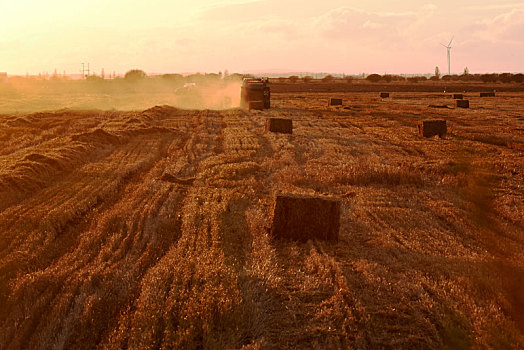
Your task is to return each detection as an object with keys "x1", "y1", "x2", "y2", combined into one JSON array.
[{"x1": 0, "y1": 91, "x2": 523, "y2": 349}]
